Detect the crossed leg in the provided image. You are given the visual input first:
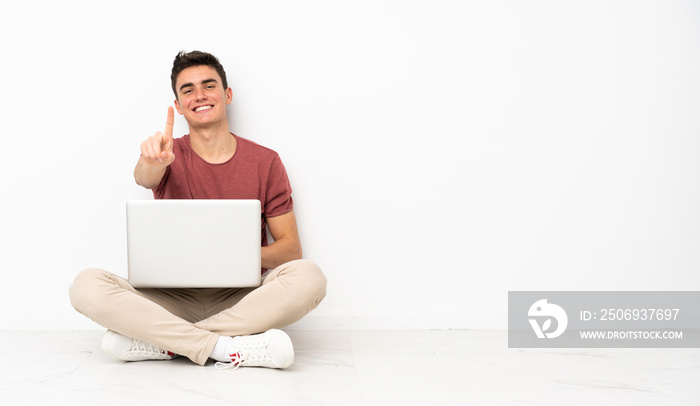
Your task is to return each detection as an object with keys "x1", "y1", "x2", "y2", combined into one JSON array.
[{"x1": 69, "y1": 259, "x2": 327, "y2": 365}]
